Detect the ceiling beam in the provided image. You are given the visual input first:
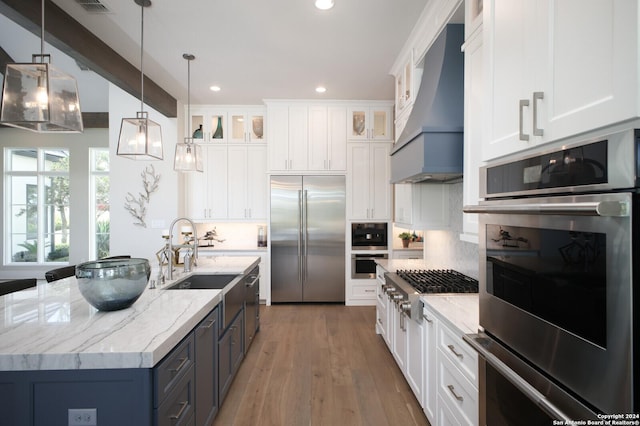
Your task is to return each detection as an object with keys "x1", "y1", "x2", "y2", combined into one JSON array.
[
  {"x1": 0, "y1": 0, "x2": 177, "y2": 118},
  {"x1": 0, "y1": 44, "x2": 14, "y2": 75}
]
